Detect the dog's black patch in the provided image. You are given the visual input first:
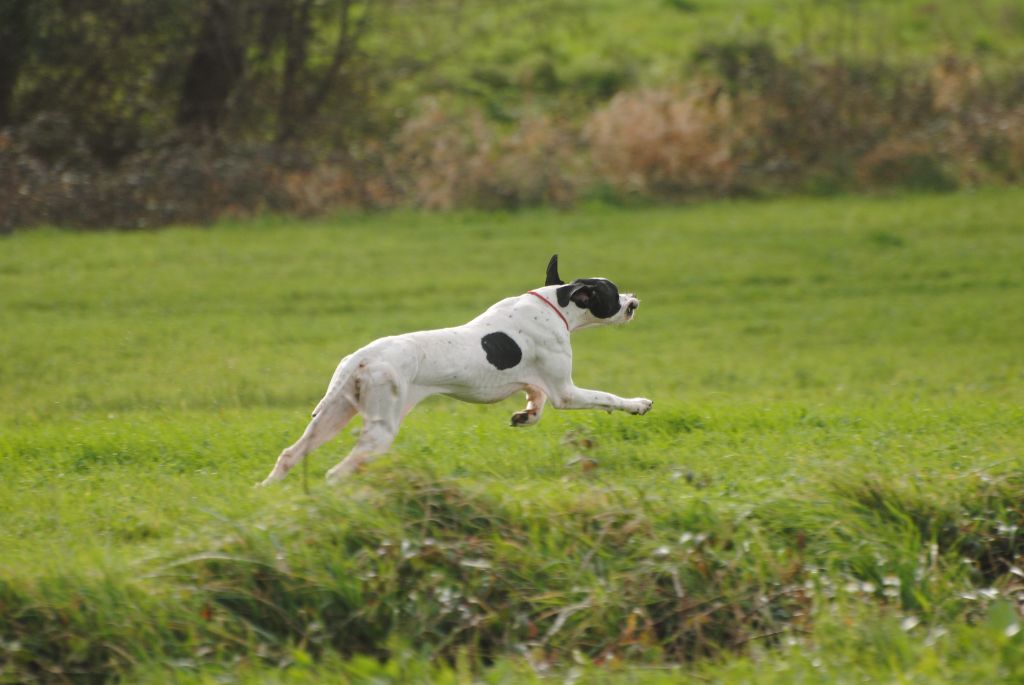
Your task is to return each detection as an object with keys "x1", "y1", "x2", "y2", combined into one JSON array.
[
  {"x1": 556, "y1": 278, "x2": 622, "y2": 319},
  {"x1": 481, "y1": 332, "x2": 522, "y2": 370}
]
